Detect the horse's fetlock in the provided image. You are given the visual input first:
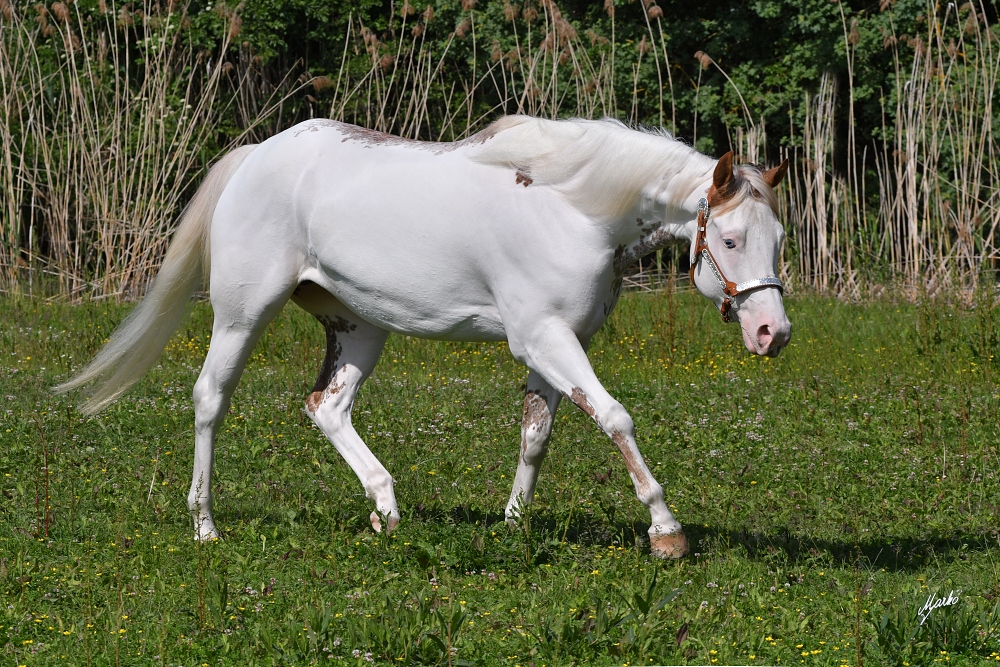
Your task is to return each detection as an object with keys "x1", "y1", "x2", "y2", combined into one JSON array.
[
  {"x1": 637, "y1": 481, "x2": 665, "y2": 508},
  {"x1": 365, "y1": 471, "x2": 394, "y2": 498}
]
